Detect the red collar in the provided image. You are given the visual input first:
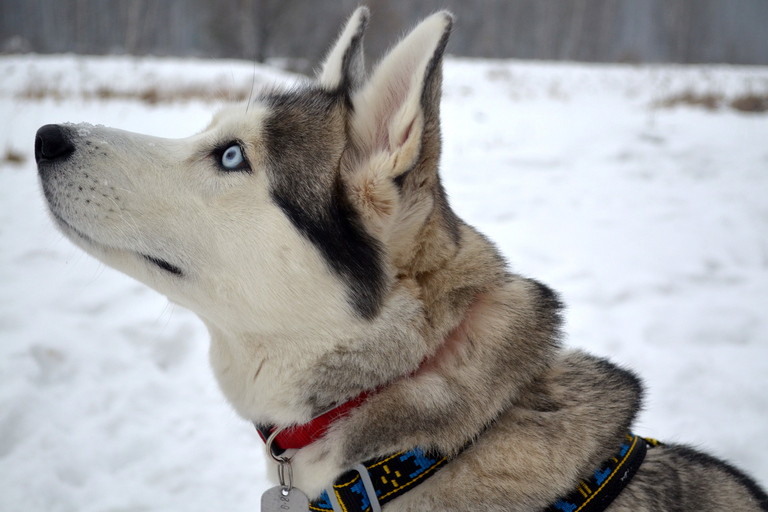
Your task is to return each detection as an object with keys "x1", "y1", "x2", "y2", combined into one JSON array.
[
  {"x1": 256, "y1": 391, "x2": 371, "y2": 452},
  {"x1": 255, "y1": 349, "x2": 440, "y2": 452}
]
